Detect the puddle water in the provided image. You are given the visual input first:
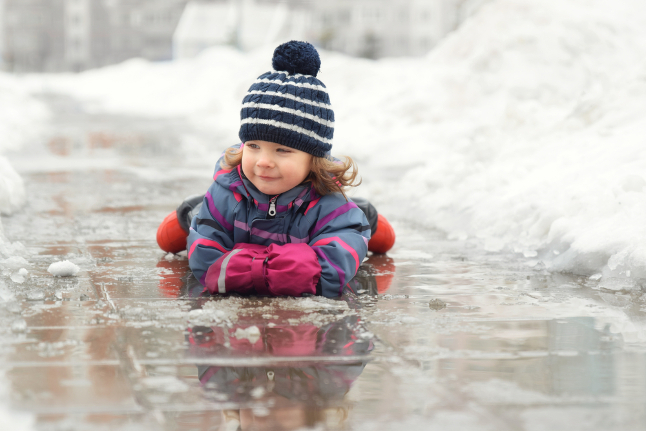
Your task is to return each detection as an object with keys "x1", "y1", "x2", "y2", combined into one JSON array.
[{"x1": 1, "y1": 97, "x2": 646, "y2": 430}]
